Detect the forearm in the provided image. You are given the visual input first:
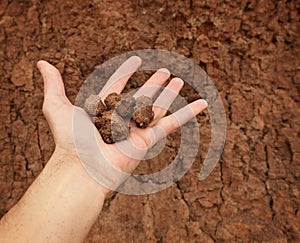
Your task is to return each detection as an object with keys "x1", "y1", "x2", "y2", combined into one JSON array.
[{"x1": 0, "y1": 147, "x2": 107, "y2": 243}]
